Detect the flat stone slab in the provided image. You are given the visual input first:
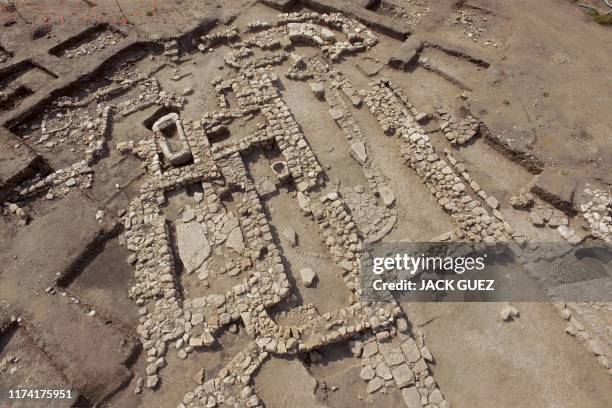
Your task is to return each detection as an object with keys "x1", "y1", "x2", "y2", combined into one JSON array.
[
  {"x1": 379, "y1": 340, "x2": 406, "y2": 366},
  {"x1": 367, "y1": 377, "x2": 384, "y2": 393},
  {"x1": 226, "y1": 227, "x2": 245, "y2": 252},
  {"x1": 176, "y1": 221, "x2": 211, "y2": 274},
  {"x1": 349, "y1": 141, "x2": 368, "y2": 164},
  {"x1": 255, "y1": 357, "x2": 325, "y2": 407},
  {"x1": 360, "y1": 364, "x2": 375, "y2": 380},
  {"x1": 362, "y1": 340, "x2": 378, "y2": 358},
  {"x1": 358, "y1": 59, "x2": 384, "y2": 77},
  {"x1": 391, "y1": 363, "x2": 415, "y2": 388},
  {"x1": 329, "y1": 108, "x2": 344, "y2": 121},
  {"x1": 401, "y1": 386, "x2": 423, "y2": 407}
]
